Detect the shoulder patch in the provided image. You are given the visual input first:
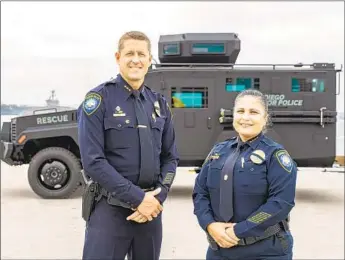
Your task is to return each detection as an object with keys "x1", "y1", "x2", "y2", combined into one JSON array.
[
  {"x1": 83, "y1": 92, "x2": 102, "y2": 115},
  {"x1": 275, "y1": 150, "x2": 293, "y2": 173}
]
